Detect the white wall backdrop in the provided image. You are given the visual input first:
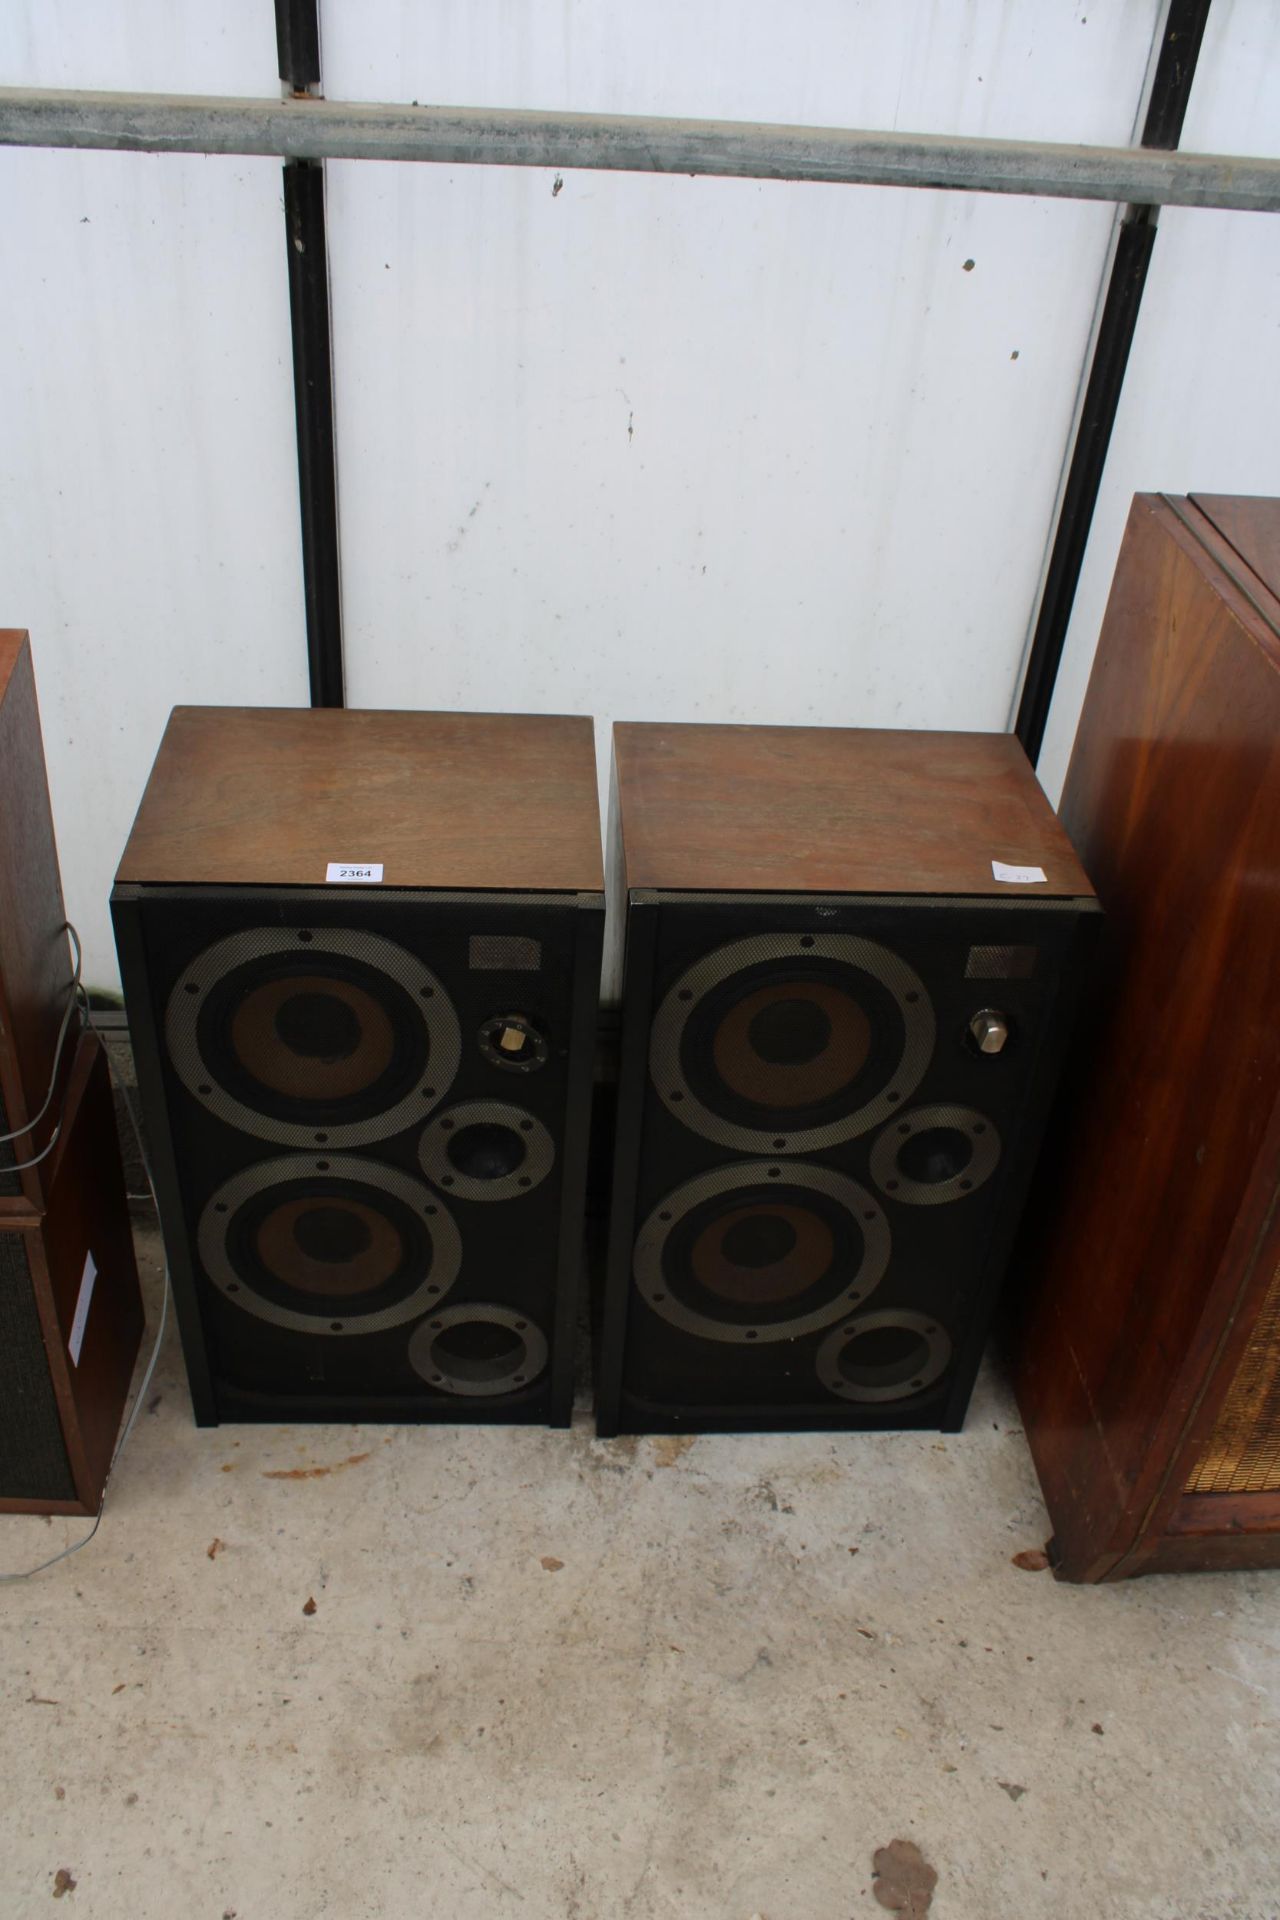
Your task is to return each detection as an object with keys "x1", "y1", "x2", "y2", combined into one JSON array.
[
  {"x1": 1037, "y1": 0, "x2": 1280, "y2": 798},
  {"x1": 0, "y1": 4, "x2": 305, "y2": 990},
  {"x1": 0, "y1": 1, "x2": 1276, "y2": 990},
  {"x1": 322, "y1": 0, "x2": 1160, "y2": 804}
]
